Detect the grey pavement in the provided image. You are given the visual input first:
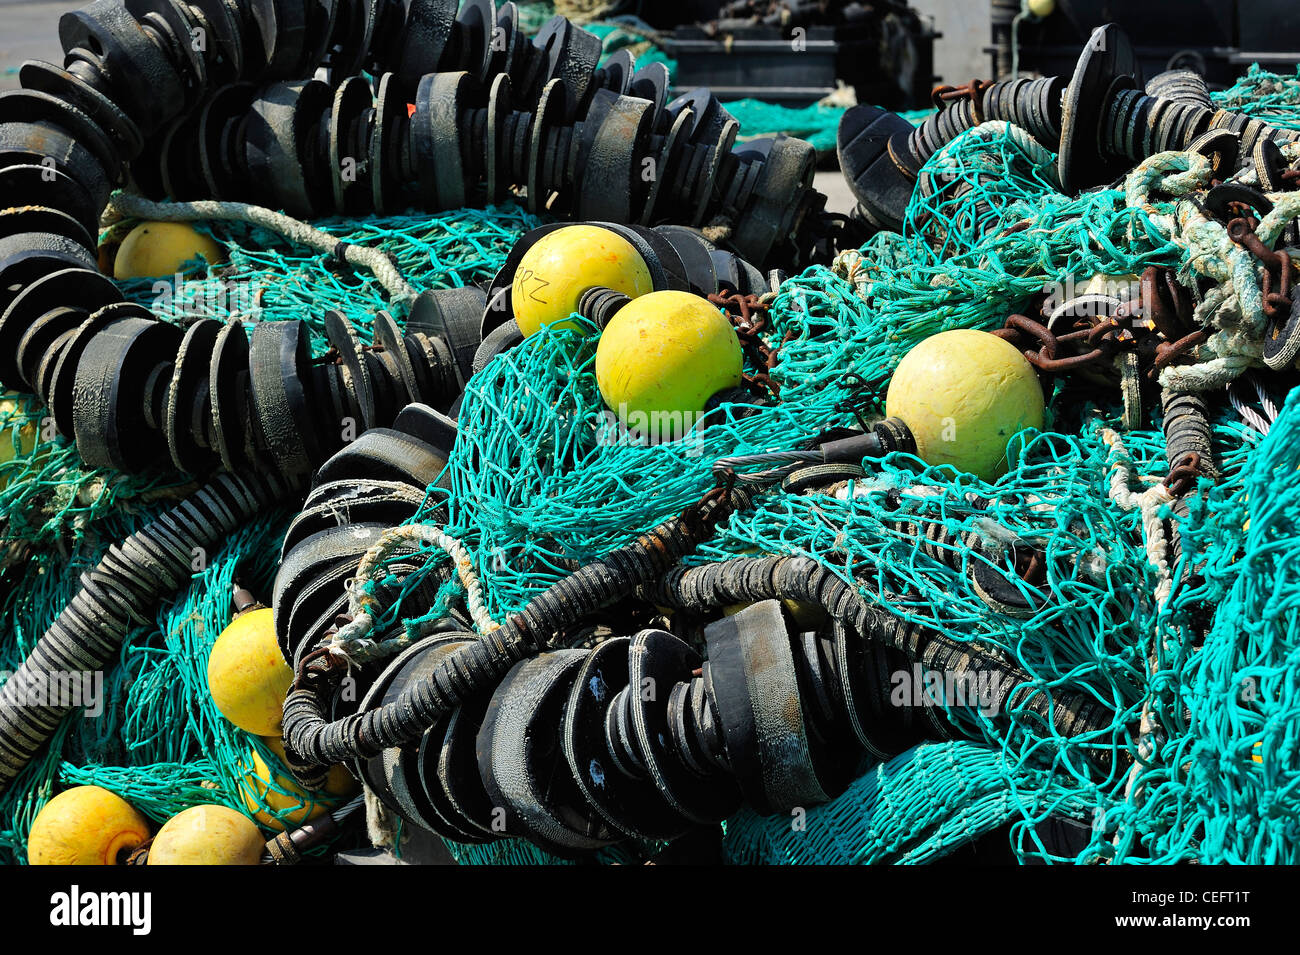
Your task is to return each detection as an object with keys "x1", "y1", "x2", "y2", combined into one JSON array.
[{"x1": 0, "y1": 1, "x2": 66, "y2": 91}]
